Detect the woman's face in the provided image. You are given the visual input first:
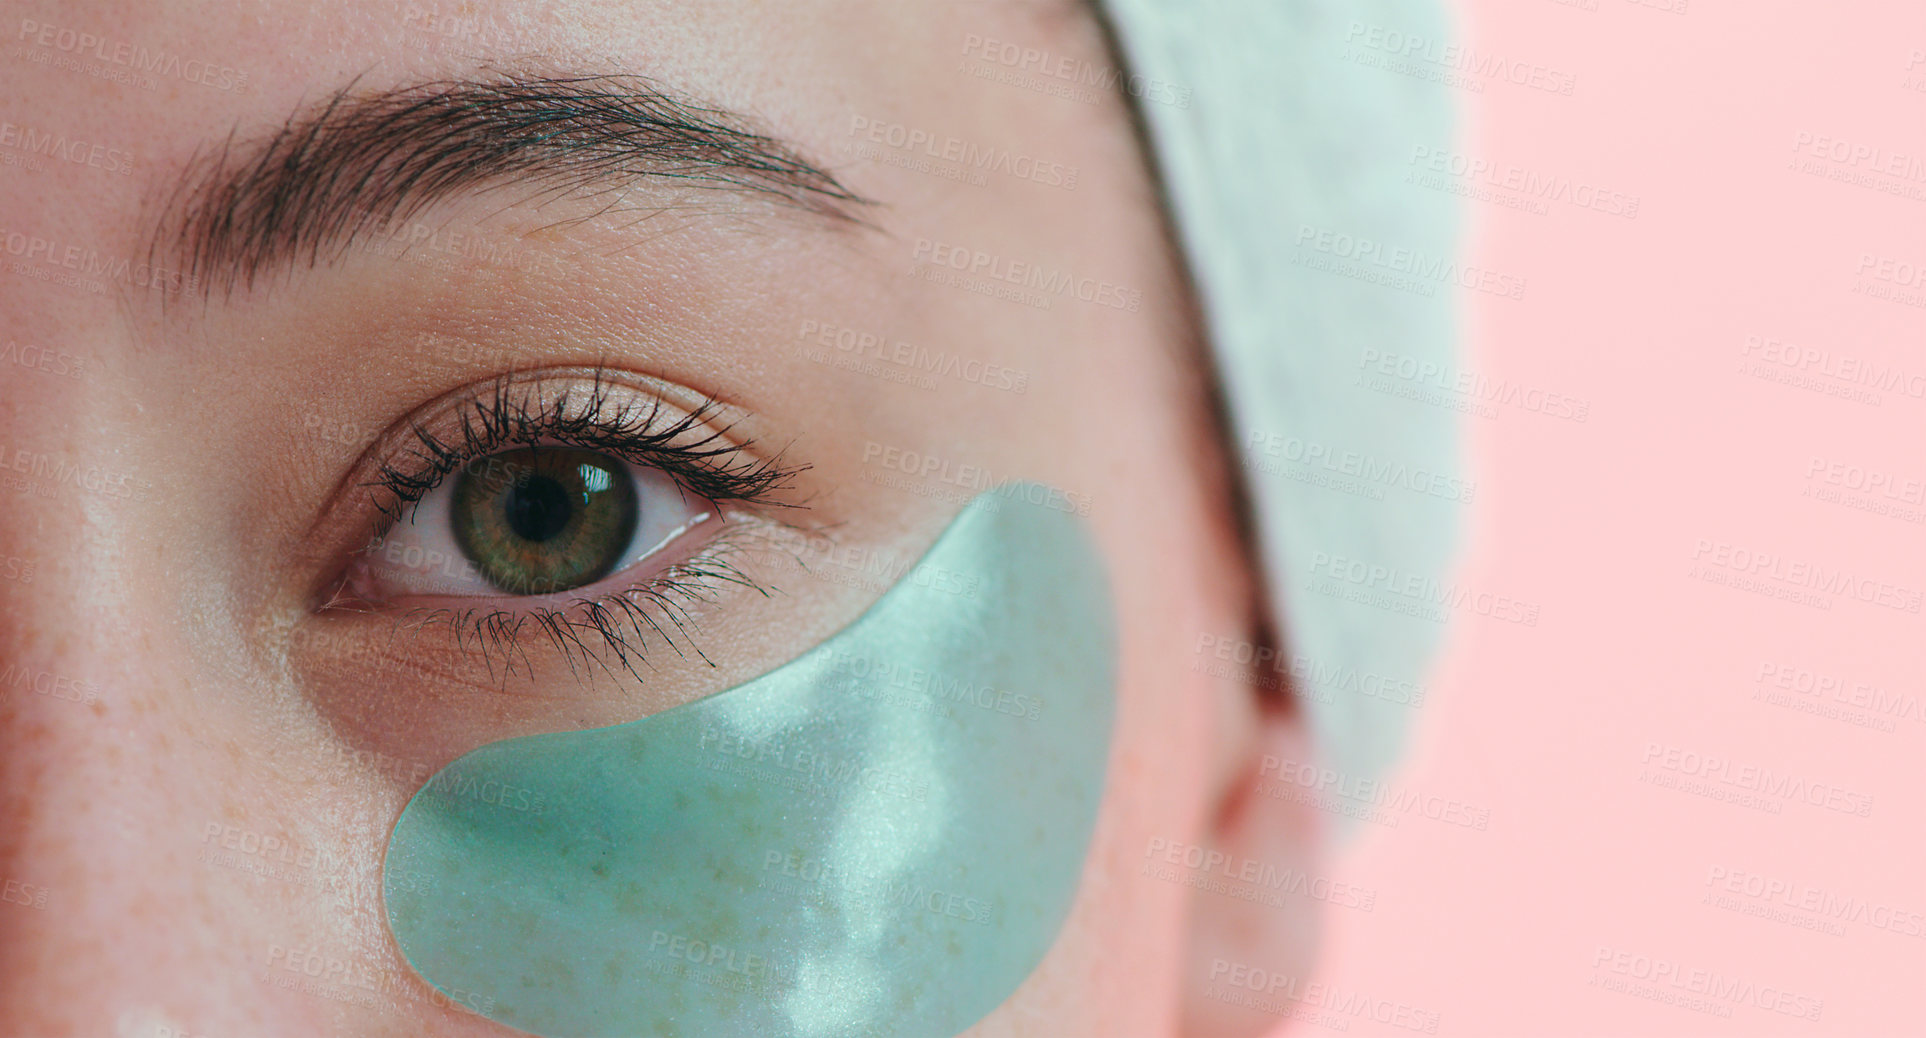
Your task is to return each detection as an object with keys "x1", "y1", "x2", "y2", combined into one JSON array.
[{"x1": 0, "y1": 1, "x2": 1315, "y2": 1034}]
